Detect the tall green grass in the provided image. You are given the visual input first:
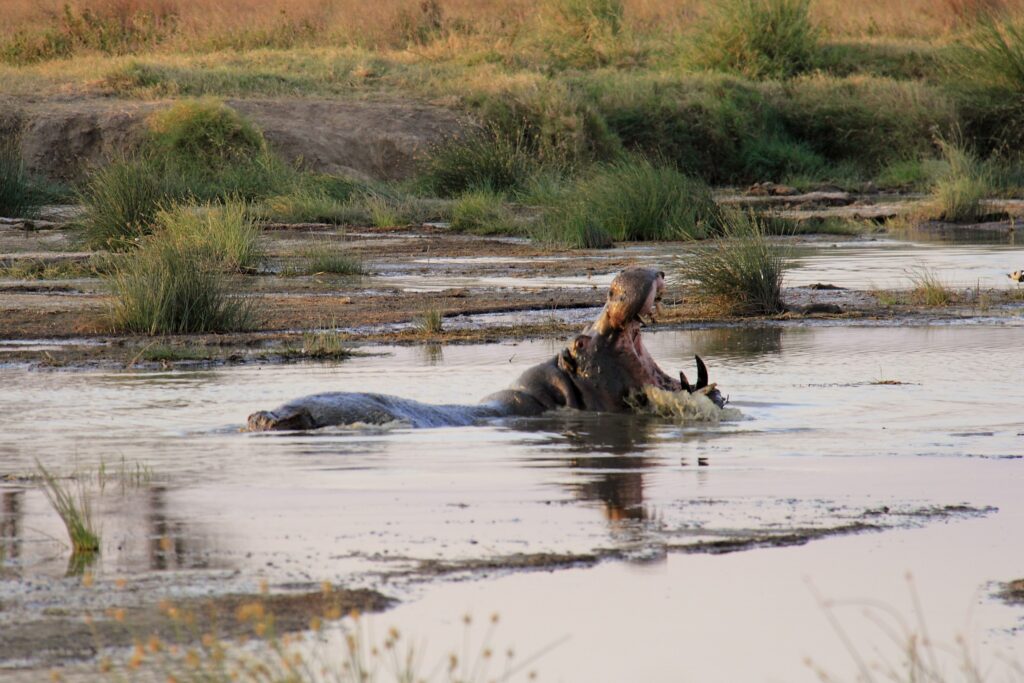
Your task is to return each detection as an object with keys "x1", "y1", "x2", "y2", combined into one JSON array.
[
  {"x1": 688, "y1": 0, "x2": 820, "y2": 79},
  {"x1": 677, "y1": 210, "x2": 789, "y2": 315},
  {"x1": 928, "y1": 137, "x2": 993, "y2": 222},
  {"x1": 106, "y1": 232, "x2": 255, "y2": 334},
  {"x1": 0, "y1": 137, "x2": 35, "y2": 218},
  {"x1": 536, "y1": 158, "x2": 722, "y2": 247},
  {"x1": 154, "y1": 201, "x2": 264, "y2": 272},
  {"x1": 419, "y1": 130, "x2": 538, "y2": 197},
  {"x1": 449, "y1": 189, "x2": 519, "y2": 234},
  {"x1": 79, "y1": 155, "x2": 168, "y2": 249}
]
